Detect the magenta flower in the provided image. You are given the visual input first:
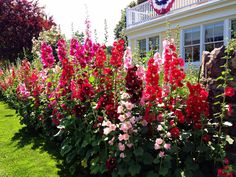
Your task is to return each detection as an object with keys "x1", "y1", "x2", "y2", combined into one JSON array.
[{"x1": 40, "y1": 42, "x2": 55, "y2": 68}]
